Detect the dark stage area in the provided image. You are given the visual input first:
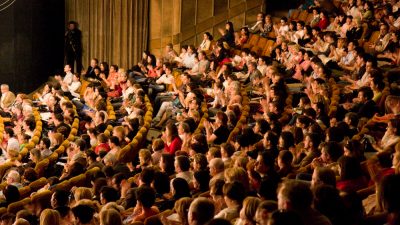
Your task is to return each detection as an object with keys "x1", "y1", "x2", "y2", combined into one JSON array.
[{"x1": 0, "y1": 0, "x2": 65, "y2": 93}]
